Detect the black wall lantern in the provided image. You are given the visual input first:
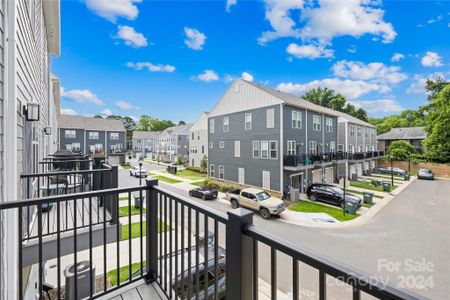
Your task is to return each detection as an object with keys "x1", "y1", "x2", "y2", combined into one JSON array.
[
  {"x1": 44, "y1": 127, "x2": 52, "y2": 135},
  {"x1": 23, "y1": 102, "x2": 40, "y2": 121}
]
